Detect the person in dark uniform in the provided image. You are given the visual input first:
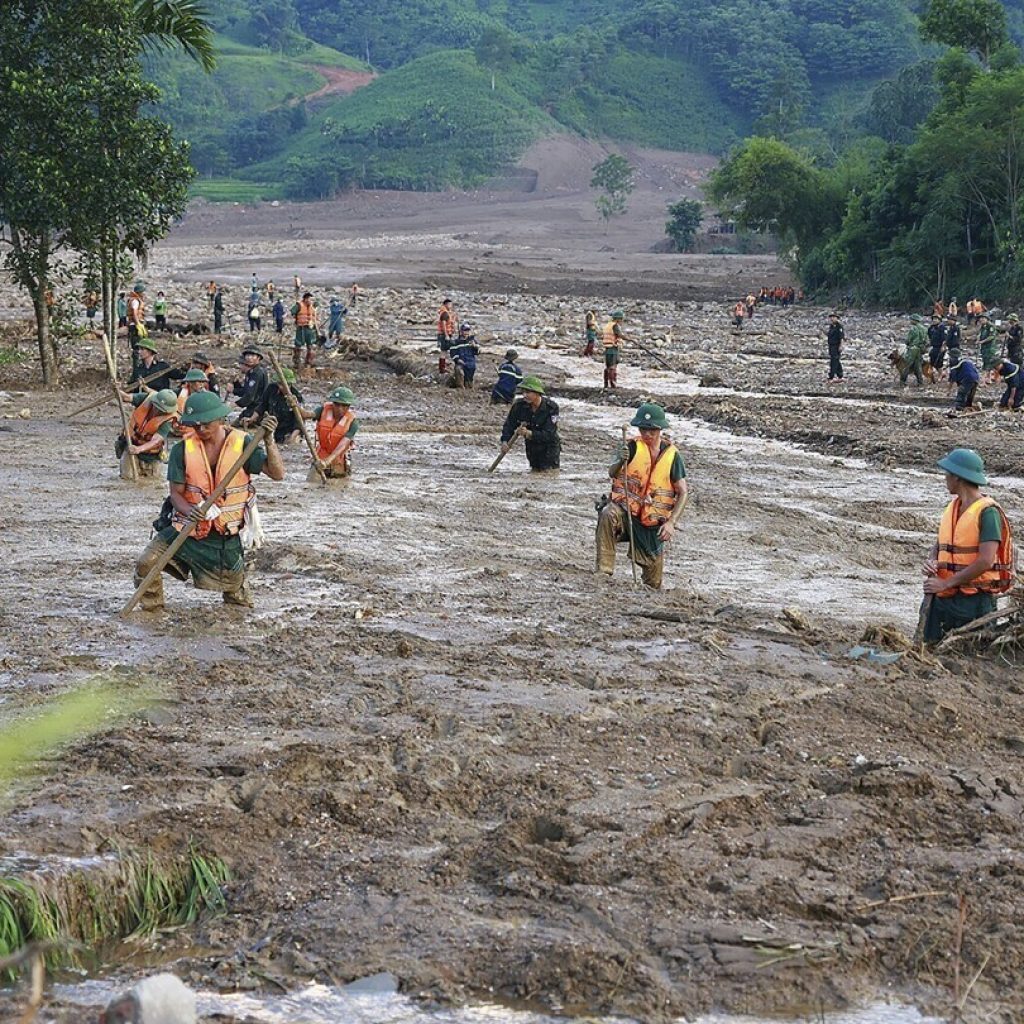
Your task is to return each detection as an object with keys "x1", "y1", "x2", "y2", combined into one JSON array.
[
  {"x1": 946, "y1": 348, "x2": 980, "y2": 417},
  {"x1": 1005, "y1": 313, "x2": 1023, "y2": 363},
  {"x1": 826, "y1": 312, "x2": 845, "y2": 383},
  {"x1": 926, "y1": 314, "x2": 947, "y2": 381},
  {"x1": 127, "y1": 339, "x2": 173, "y2": 391},
  {"x1": 498, "y1": 376, "x2": 560, "y2": 471},
  {"x1": 242, "y1": 367, "x2": 305, "y2": 443},
  {"x1": 213, "y1": 287, "x2": 225, "y2": 334},
  {"x1": 231, "y1": 347, "x2": 268, "y2": 421}
]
